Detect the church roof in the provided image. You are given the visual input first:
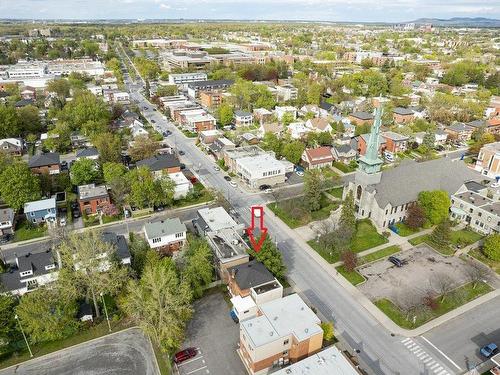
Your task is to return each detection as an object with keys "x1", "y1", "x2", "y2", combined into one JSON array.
[{"x1": 365, "y1": 158, "x2": 480, "y2": 208}]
